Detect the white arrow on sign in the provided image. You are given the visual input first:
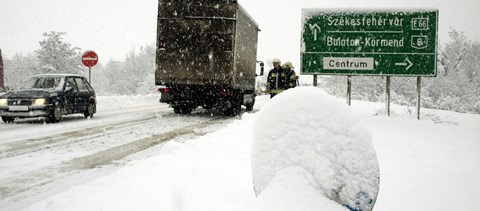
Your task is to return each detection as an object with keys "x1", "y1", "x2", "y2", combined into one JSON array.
[
  {"x1": 395, "y1": 58, "x2": 413, "y2": 70},
  {"x1": 309, "y1": 24, "x2": 321, "y2": 41}
]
